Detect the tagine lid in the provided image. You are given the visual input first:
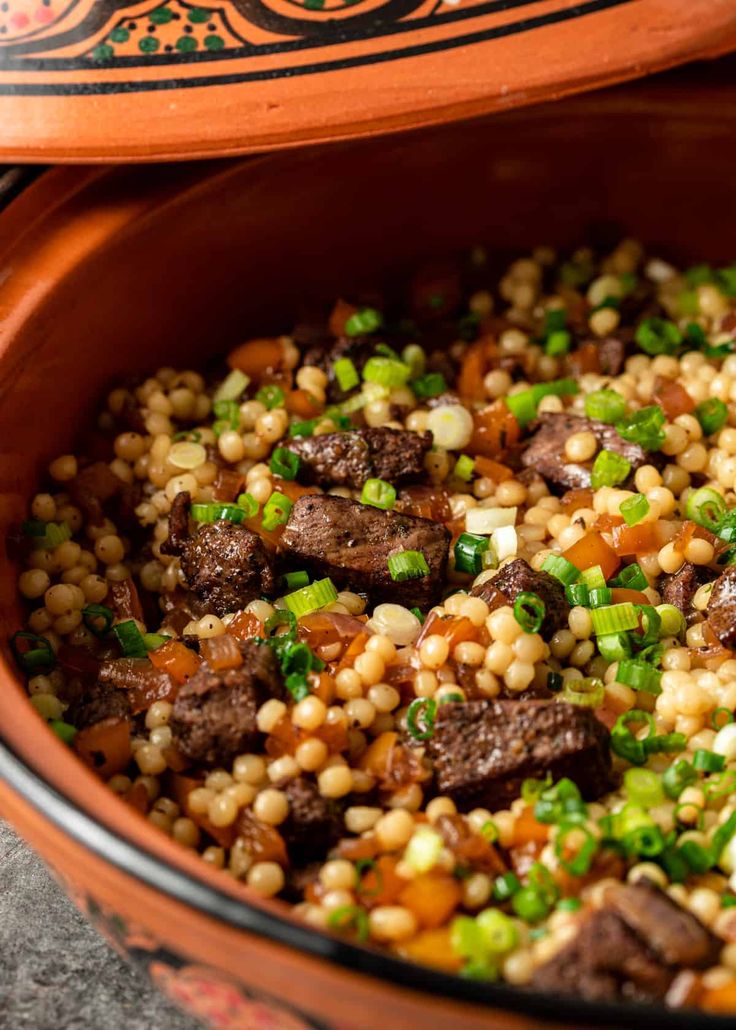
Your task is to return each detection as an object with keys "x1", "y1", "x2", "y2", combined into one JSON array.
[{"x1": 0, "y1": 0, "x2": 734, "y2": 161}]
